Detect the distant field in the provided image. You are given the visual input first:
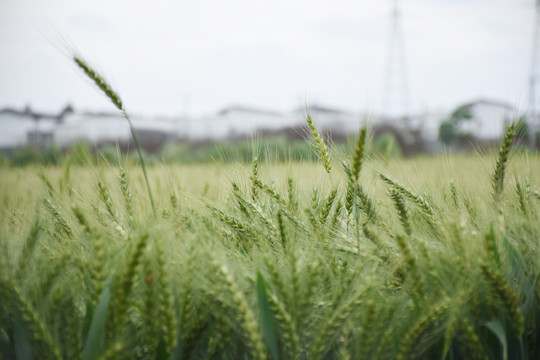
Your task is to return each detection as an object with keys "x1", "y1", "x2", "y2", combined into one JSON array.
[
  {"x1": 3, "y1": 151, "x2": 538, "y2": 202},
  {"x1": 1, "y1": 140, "x2": 540, "y2": 358}
]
